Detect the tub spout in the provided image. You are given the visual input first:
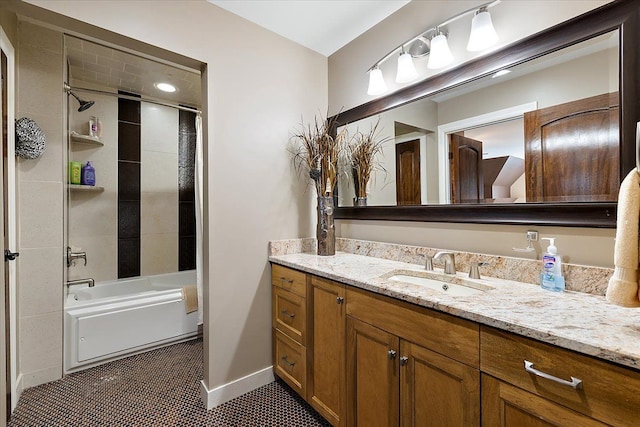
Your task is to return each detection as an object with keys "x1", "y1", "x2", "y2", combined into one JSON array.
[{"x1": 66, "y1": 278, "x2": 95, "y2": 288}]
